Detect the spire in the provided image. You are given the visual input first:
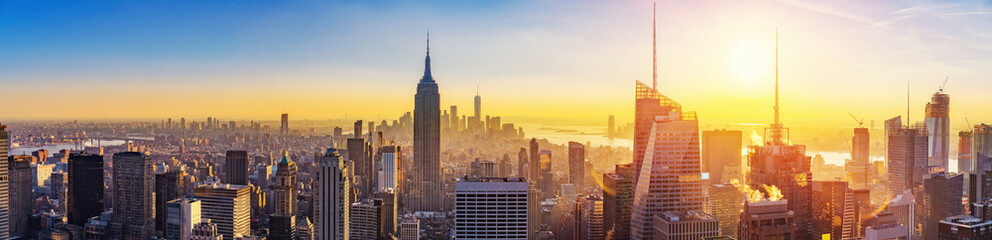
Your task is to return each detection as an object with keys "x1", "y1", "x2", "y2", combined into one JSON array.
[
  {"x1": 652, "y1": 0, "x2": 658, "y2": 90},
  {"x1": 421, "y1": 30, "x2": 434, "y2": 83},
  {"x1": 767, "y1": 28, "x2": 787, "y2": 145}
]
